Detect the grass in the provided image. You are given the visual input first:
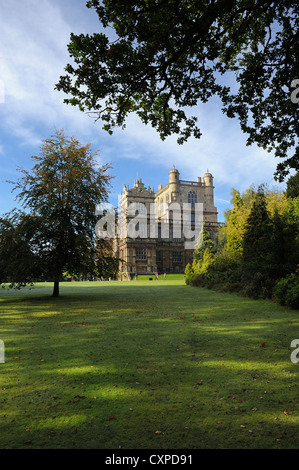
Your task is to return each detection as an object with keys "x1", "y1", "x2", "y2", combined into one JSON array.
[{"x1": 0, "y1": 275, "x2": 298, "y2": 449}]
